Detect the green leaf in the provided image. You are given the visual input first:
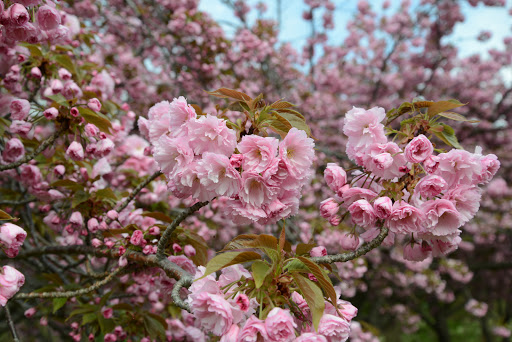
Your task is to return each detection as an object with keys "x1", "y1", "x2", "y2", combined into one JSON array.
[
  {"x1": 437, "y1": 111, "x2": 479, "y2": 123},
  {"x1": 295, "y1": 243, "x2": 316, "y2": 256},
  {"x1": 51, "y1": 179, "x2": 83, "y2": 191},
  {"x1": 252, "y1": 260, "x2": 270, "y2": 289},
  {"x1": 142, "y1": 212, "x2": 174, "y2": 224},
  {"x1": 296, "y1": 256, "x2": 338, "y2": 311},
  {"x1": 20, "y1": 42, "x2": 43, "y2": 57},
  {"x1": 292, "y1": 274, "x2": 325, "y2": 331},
  {"x1": 97, "y1": 314, "x2": 115, "y2": 334},
  {"x1": 428, "y1": 100, "x2": 466, "y2": 117},
  {"x1": 201, "y1": 251, "x2": 261, "y2": 279},
  {"x1": 68, "y1": 305, "x2": 96, "y2": 319},
  {"x1": 284, "y1": 258, "x2": 309, "y2": 272},
  {"x1": 81, "y1": 312, "x2": 97, "y2": 325},
  {"x1": 47, "y1": 94, "x2": 69, "y2": 108},
  {"x1": 78, "y1": 107, "x2": 112, "y2": 133},
  {"x1": 436, "y1": 123, "x2": 463, "y2": 149},
  {"x1": 54, "y1": 54, "x2": 76, "y2": 74},
  {"x1": 95, "y1": 188, "x2": 117, "y2": 201},
  {"x1": 0, "y1": 209, "x2": 13, "y2": 220},
  {"x1": 143, "y1": 313, "x2": 167, "y2": 340},
  {"x1": 72, "y1": 190, "x2": 90, "y2": 208},
  {"x1": 53, "y1": 297, "x2": 68, "y2": 313},
  {"x1": 278, "y1": 112, "x2": 312, "y2": 136}
]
